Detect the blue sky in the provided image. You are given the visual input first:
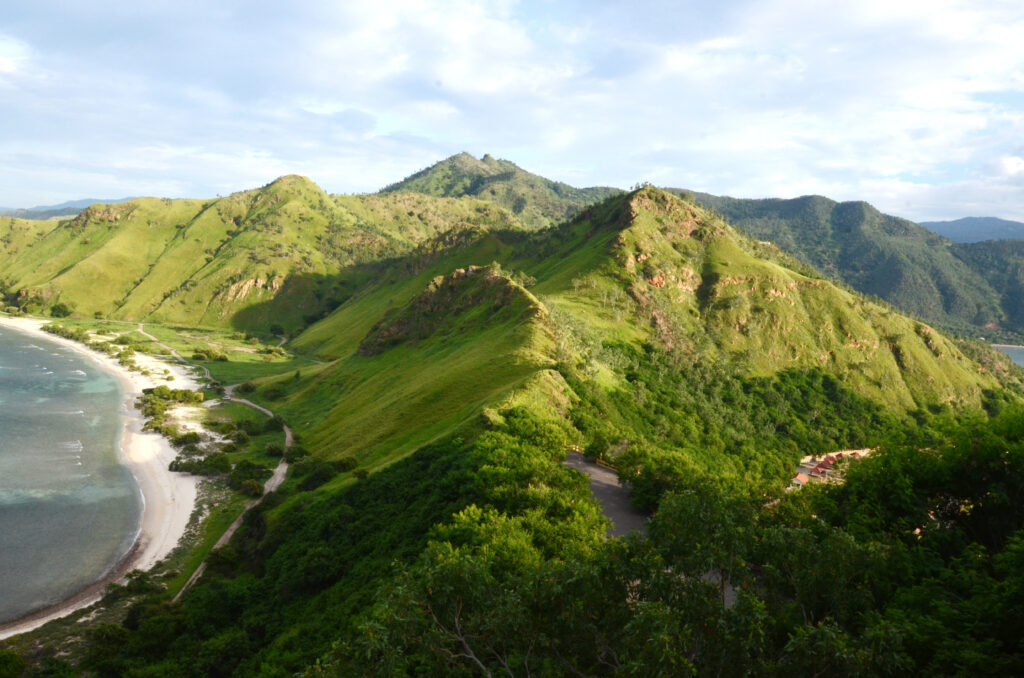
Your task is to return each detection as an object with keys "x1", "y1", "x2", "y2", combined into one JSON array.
[{"x1": 2, "y1": 0, "x2": 1024, "y2": 221}]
